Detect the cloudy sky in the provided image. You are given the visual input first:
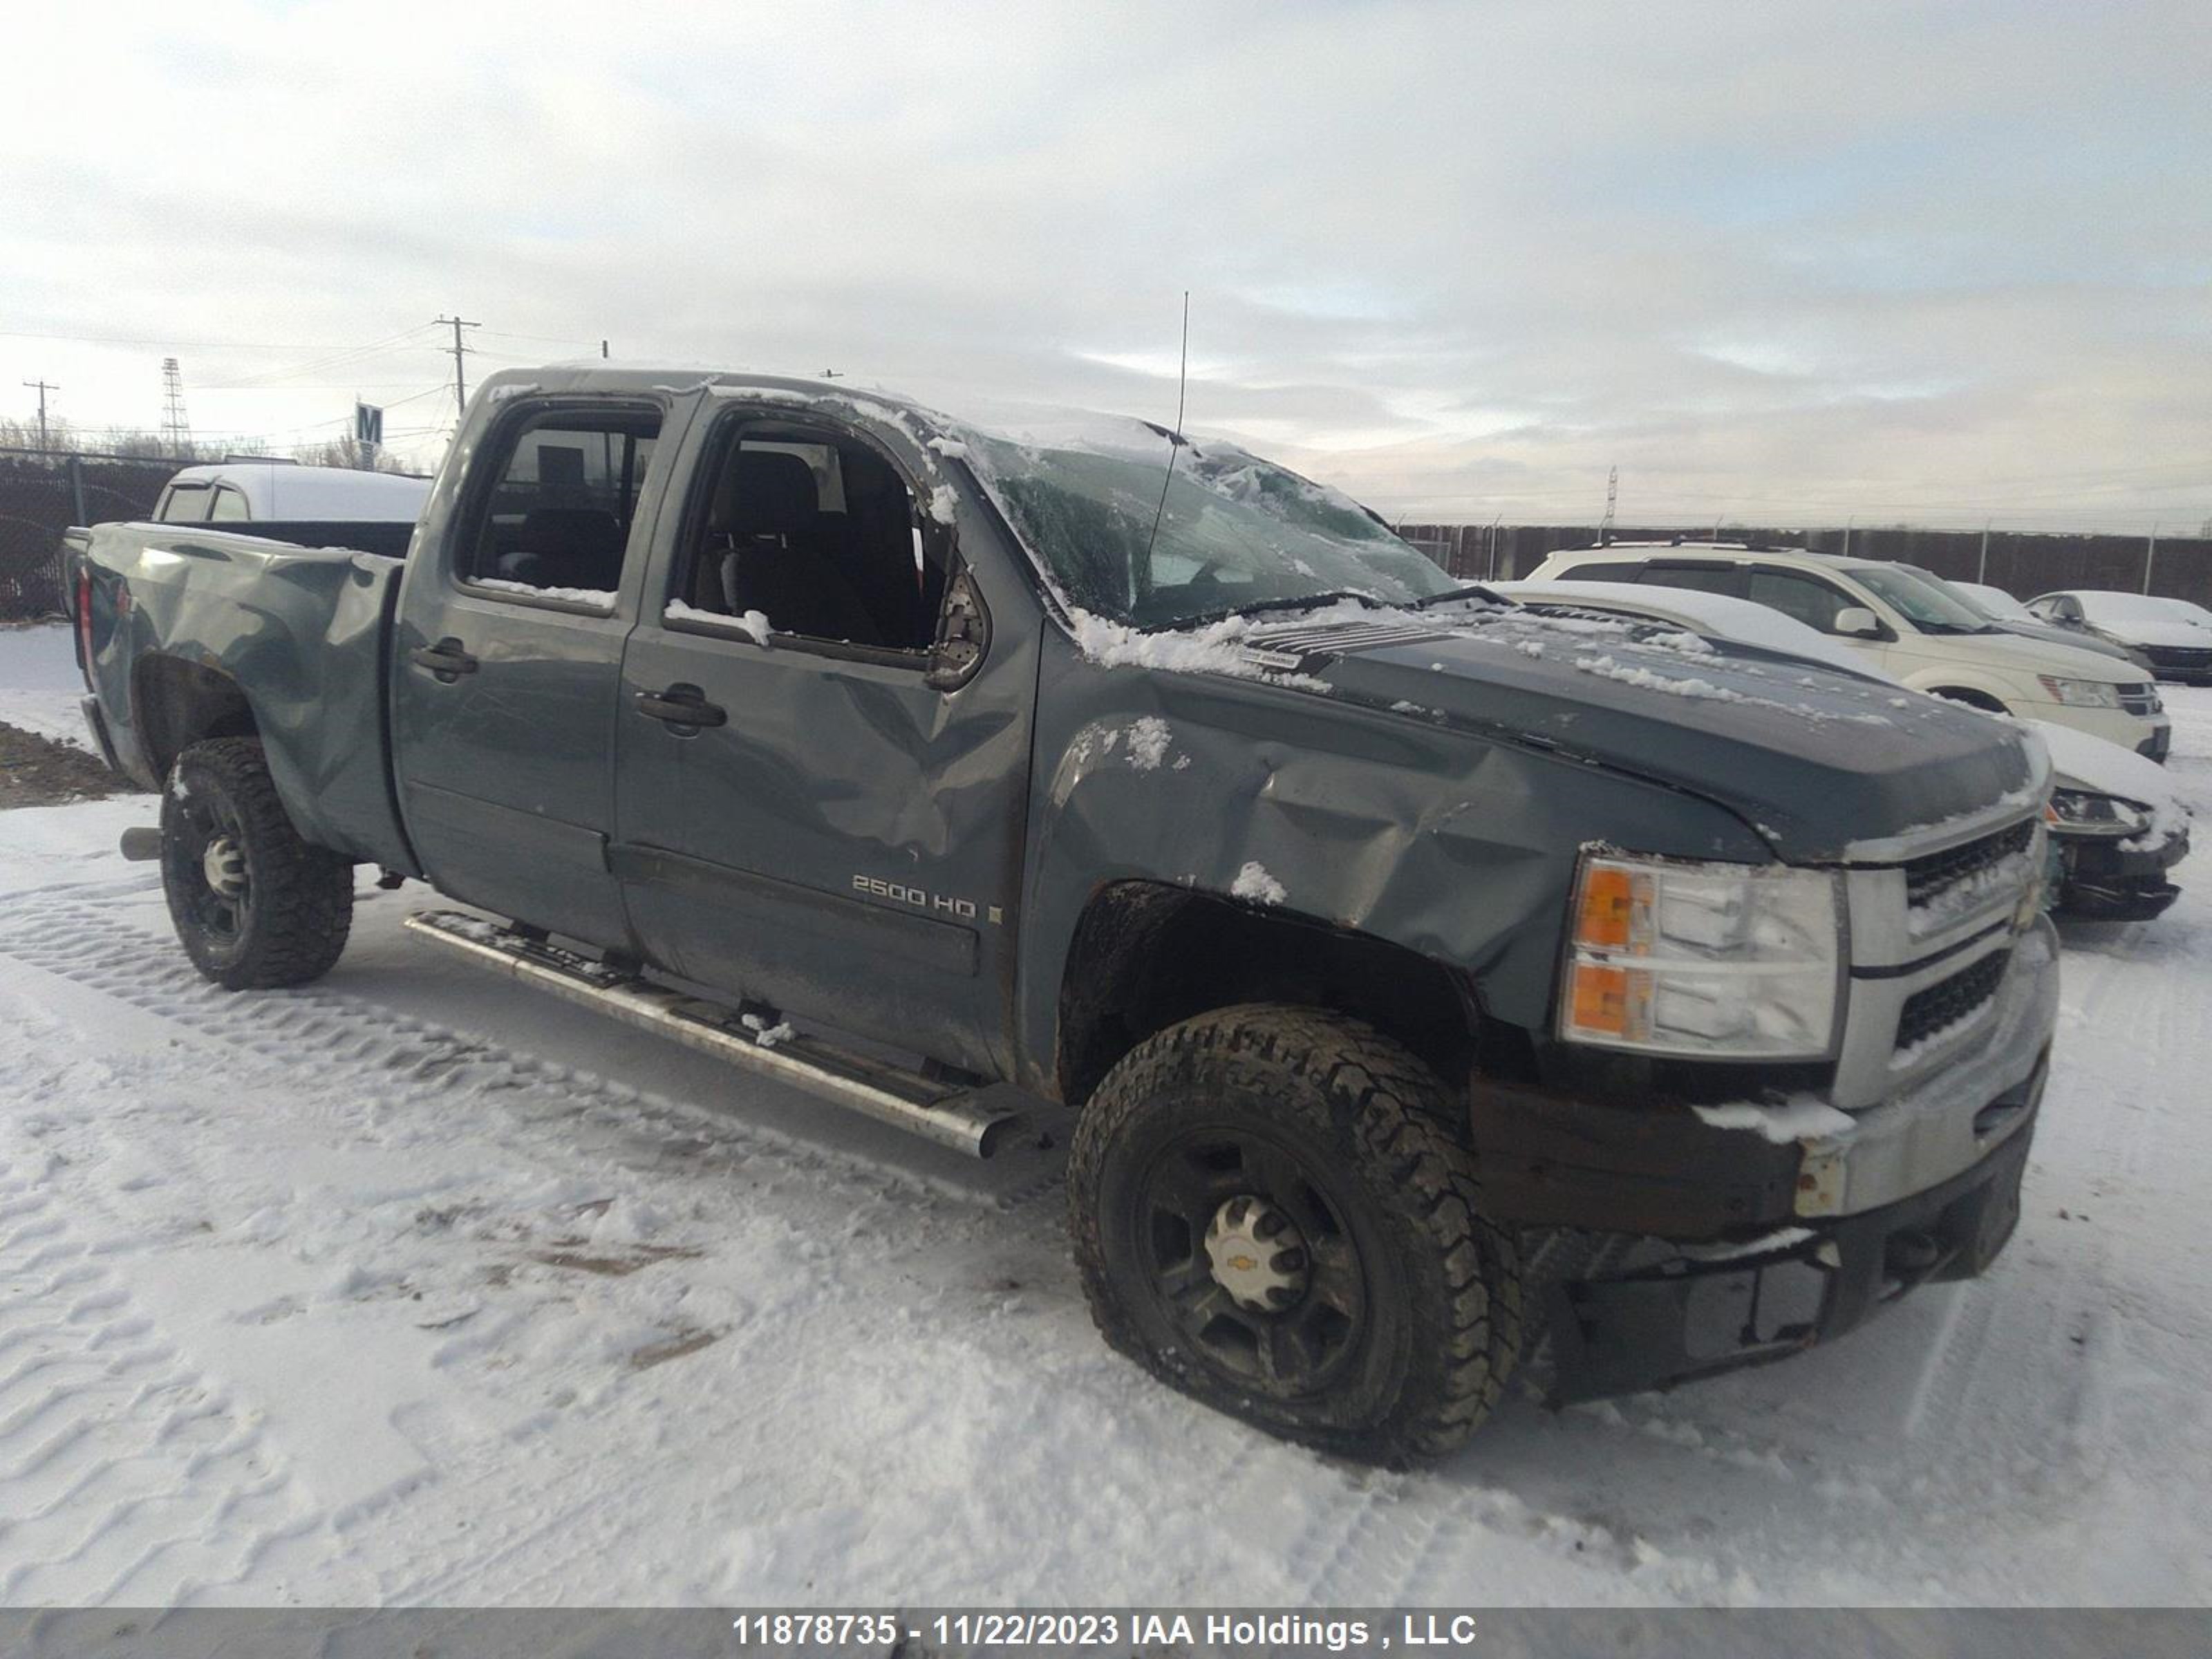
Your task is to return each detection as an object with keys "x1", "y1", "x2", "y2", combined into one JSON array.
[{"x1": 7, "y1": 1, "x2": 2206, "y2": 530}]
